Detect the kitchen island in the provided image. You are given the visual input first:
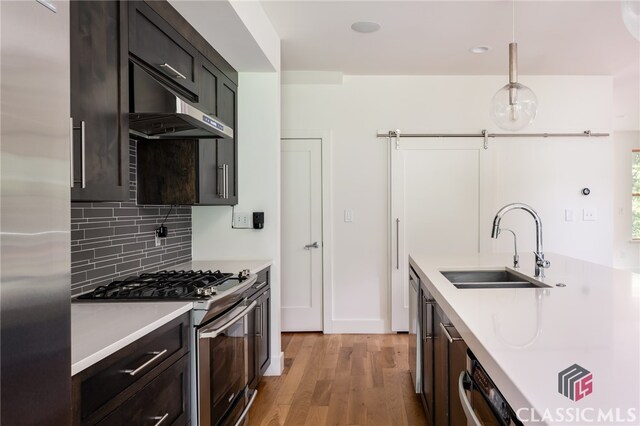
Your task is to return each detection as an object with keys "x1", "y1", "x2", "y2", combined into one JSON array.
[{"x1": 410, "y1": 252, "x2": 640, "y2": 425}]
